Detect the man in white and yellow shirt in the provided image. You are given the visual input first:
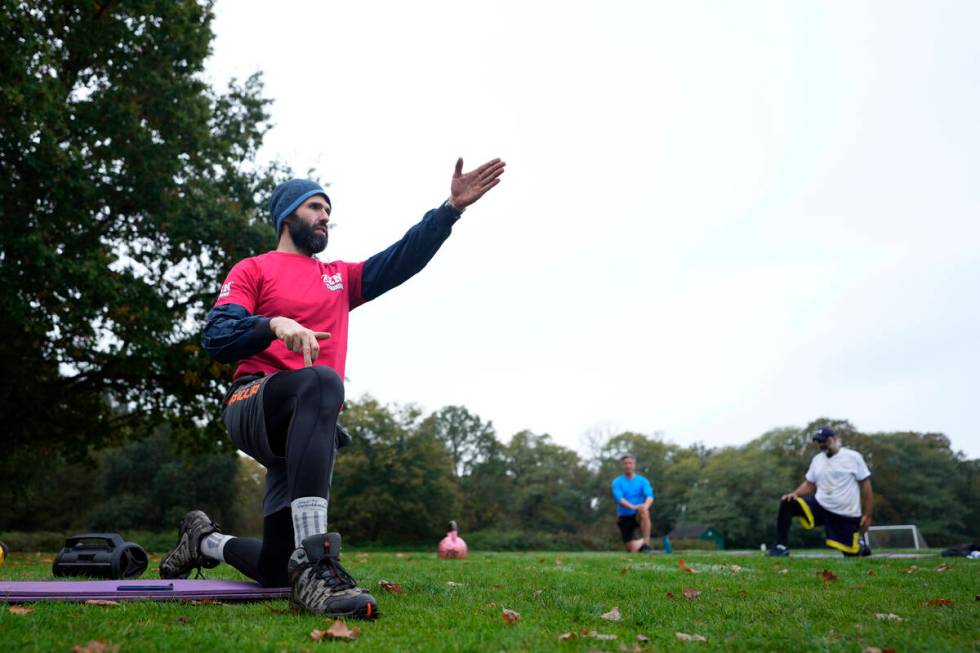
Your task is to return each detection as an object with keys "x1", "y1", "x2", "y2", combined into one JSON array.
[{"x1": 769, "y1": 426, "x2": 873, "y2": 557}]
